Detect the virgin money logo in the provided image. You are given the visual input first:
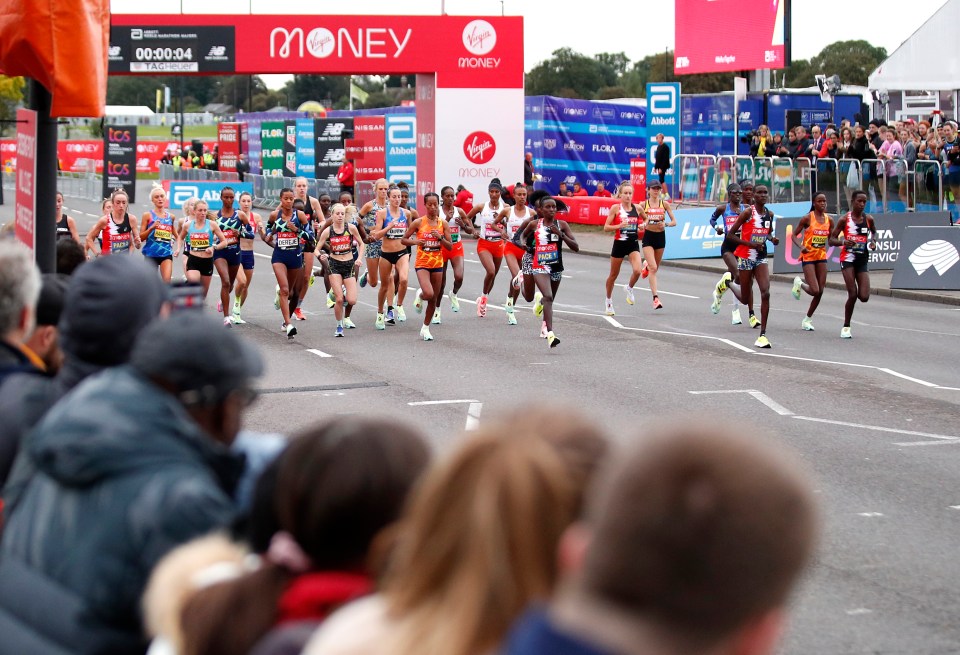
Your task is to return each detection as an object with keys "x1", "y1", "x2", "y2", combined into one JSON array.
[
  {"x1": 306, "y1": 28, "x2": 336, "y2": 58},
  {"x1": 463, "y1": 131, "x2": 496, "y2": 165},
  {"x1": 462, "y1": 20, "x2": 496, "y2": 55}
]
